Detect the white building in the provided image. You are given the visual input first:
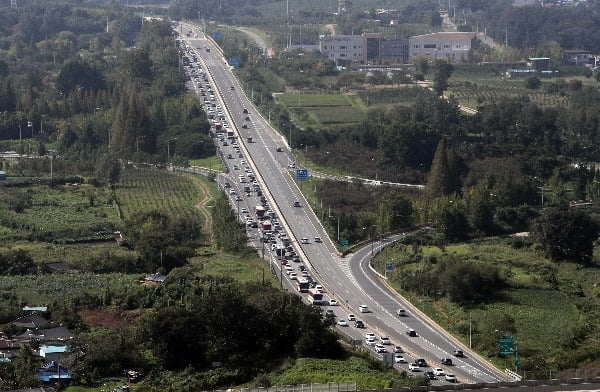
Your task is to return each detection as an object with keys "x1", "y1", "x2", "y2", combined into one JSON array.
[
  {"x1": 409, "y1": 32, "x2": 476, "y2": 63},
  {"x1": 320, "y1": 35, "x2": 364, "y2": 61}
]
